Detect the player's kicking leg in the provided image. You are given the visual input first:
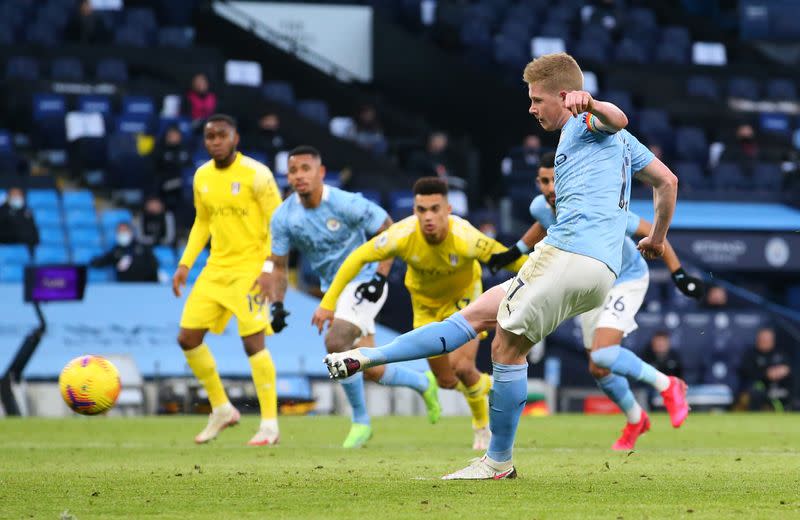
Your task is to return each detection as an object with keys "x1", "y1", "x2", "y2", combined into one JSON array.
[{"x1": 179, "y1": 327, "x2": 241, "y2": 444}]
